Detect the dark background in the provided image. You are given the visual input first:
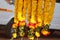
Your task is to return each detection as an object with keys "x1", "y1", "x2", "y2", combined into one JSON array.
[{"x1": 56, "y1": 0, "x2": 60, "y2": 3}]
